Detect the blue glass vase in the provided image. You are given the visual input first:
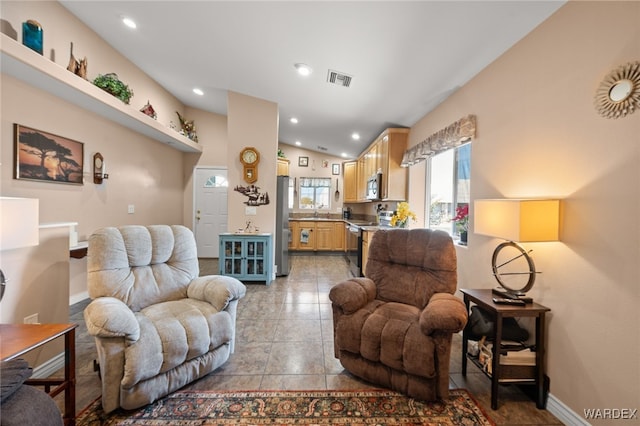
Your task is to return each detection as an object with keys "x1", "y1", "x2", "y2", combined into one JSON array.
[{"x1": 22, "y1": 20, "x2": 43, "y2": 55}]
